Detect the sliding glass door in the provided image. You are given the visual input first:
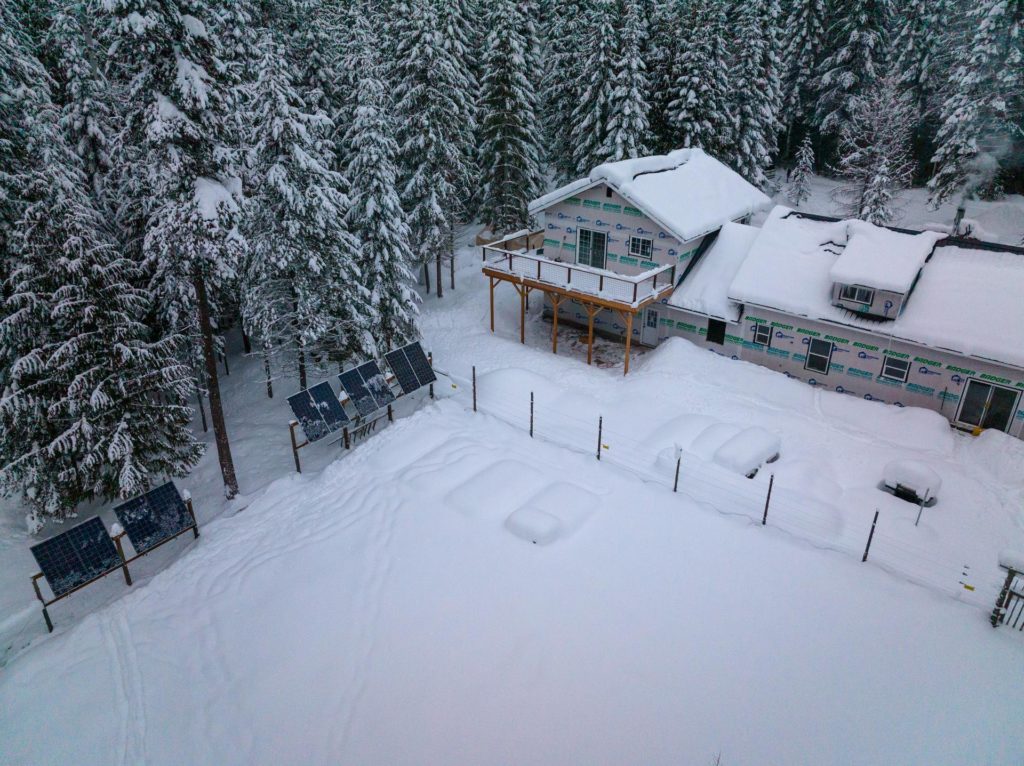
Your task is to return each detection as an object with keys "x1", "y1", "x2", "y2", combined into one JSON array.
[
  {"x1": 956, "y1": 379, "x2": 1019, "y2": 432},
  {"x1": 577, "y1": 228, "x2": 607, "y2": 269}
]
